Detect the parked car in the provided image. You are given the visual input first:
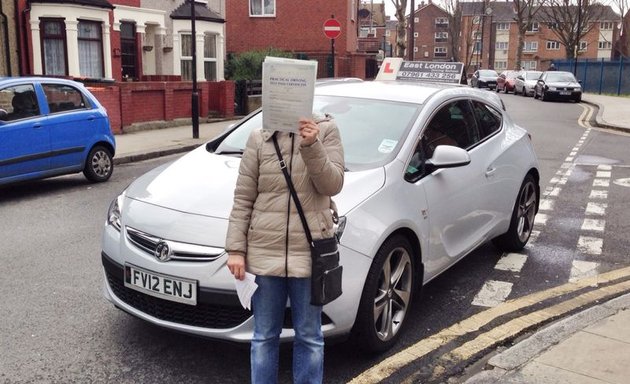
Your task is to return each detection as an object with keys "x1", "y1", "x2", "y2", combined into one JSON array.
[
  {"x1": 496, "y1": 70, "x2": 521, "y2": 93},
  {"x1": 101, "y1": 77, "x2": 540, "y2": 352},
  {"x1": 470, "y1": 69, "x2": 499, "y2": 89},
  {"x1": 514, "y1": 71, "x2": 543, "y2": 96},
  {"x1": 0, "y1": 77, "x2": 115, "y2": 186},
  {"x1": 533, "y1": 71, "x2": 582, "y2": 102}
]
